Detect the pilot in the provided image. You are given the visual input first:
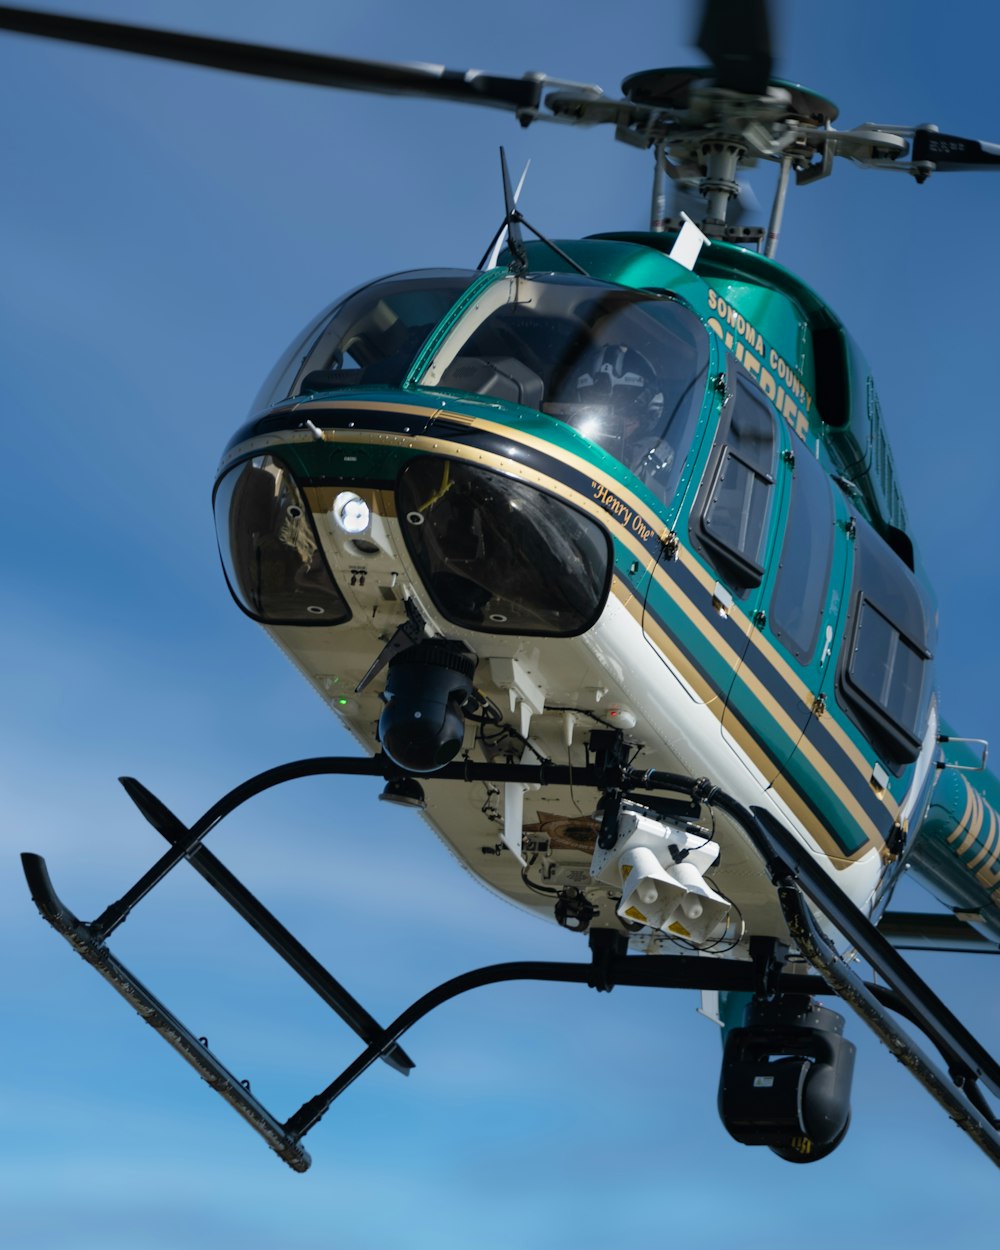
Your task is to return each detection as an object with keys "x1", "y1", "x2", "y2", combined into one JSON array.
[{"x1": 573, "y1": 344, "x2": 673, "y2": 488}]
